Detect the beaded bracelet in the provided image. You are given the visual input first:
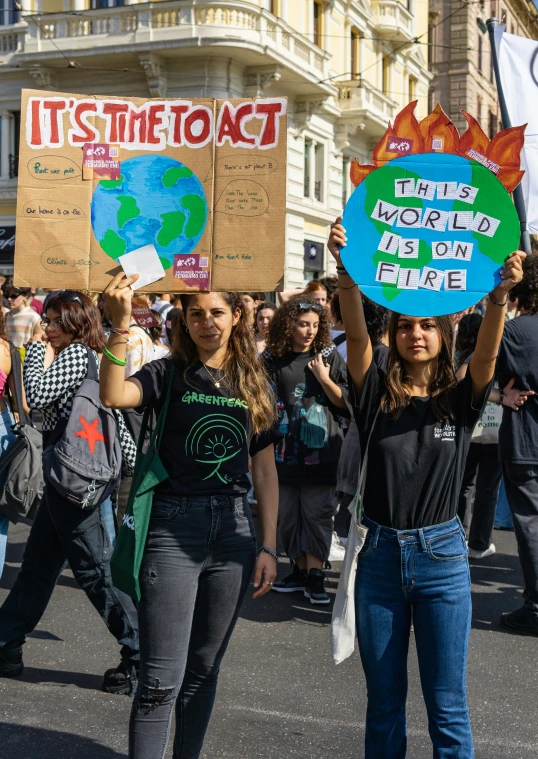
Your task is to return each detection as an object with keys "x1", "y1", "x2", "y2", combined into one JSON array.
[
  {"x1": 489, "y1": 292, "x2": 509, "y2": 307},
  {"x1": 103, "y1": 346, "x2": 127, "y2": 366},
  {"x1": 110, "y1": 327, "x2": 130, "y2": 336},
  {"x1": 258, "y1": 546, "x2": 279, "y2": 562}
]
